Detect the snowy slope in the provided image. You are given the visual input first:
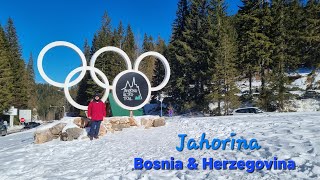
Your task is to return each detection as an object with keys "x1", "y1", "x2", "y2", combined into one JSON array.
[{"x1": 0, "y1": 112, "x2": 320, "y2": 179}]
